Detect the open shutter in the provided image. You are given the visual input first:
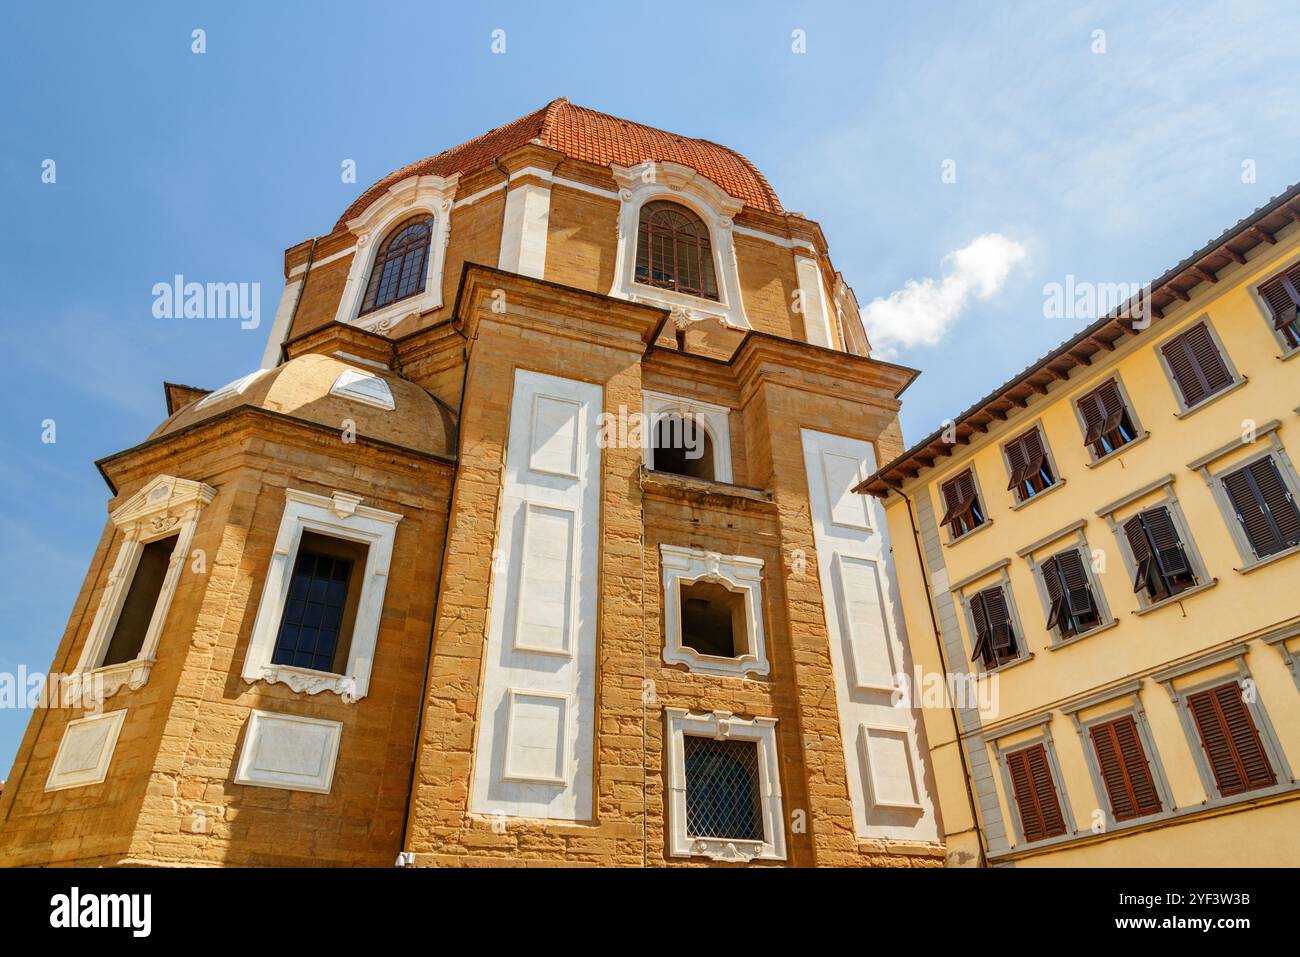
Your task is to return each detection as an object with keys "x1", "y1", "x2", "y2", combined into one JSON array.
[
  {"x1": 1090, "y1": 715, "x2": 1161, "y2": 821},
  {"x1": 1143, "y1": 507, "x2": 1191, "y2": 581},
  {"x1": 1005, "y1": 434, "x2": 1030, "y2": 490},
  {"x1": 1080, "y1": 390, "x2": 1107, "y2": 446},
  {"x1": 1187, "y1": 683, "x2": 1276, "y2": 796},
  {"x1": 1006, "y1": 744, "x2": 1067, "y2": 842},
  {"x1": 1258, "y1": 266, "x2": 1300, "y2": 332},
  {"x1": 939, "y1": 472, "x2": 973, "y2": 526},
  {"x1": 968, "y1": 590, "x2": 992, "y2": 664},
  {"x1": 1122, "y1": 515, "x2": 1156, "y2": 595},
  {"x1": 1098, "y1": 381, "x2": 1127, "y2": 435},
  {"x1": 1056, "y1": 549, "x2": 1097, "y2": 621},
  {"x1": 1041, "y1": 556, "x2": 1067, "y2": 631},
  {"x1": 1022, "y1": 429, "x2": 1048, "y2": 484},
  {"x1": 1162, "y1": 323, "x2": 1233, "y2": 408},
  {"x1": 983, "y1": 586, "x2": 1015, "y2": 656}
]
